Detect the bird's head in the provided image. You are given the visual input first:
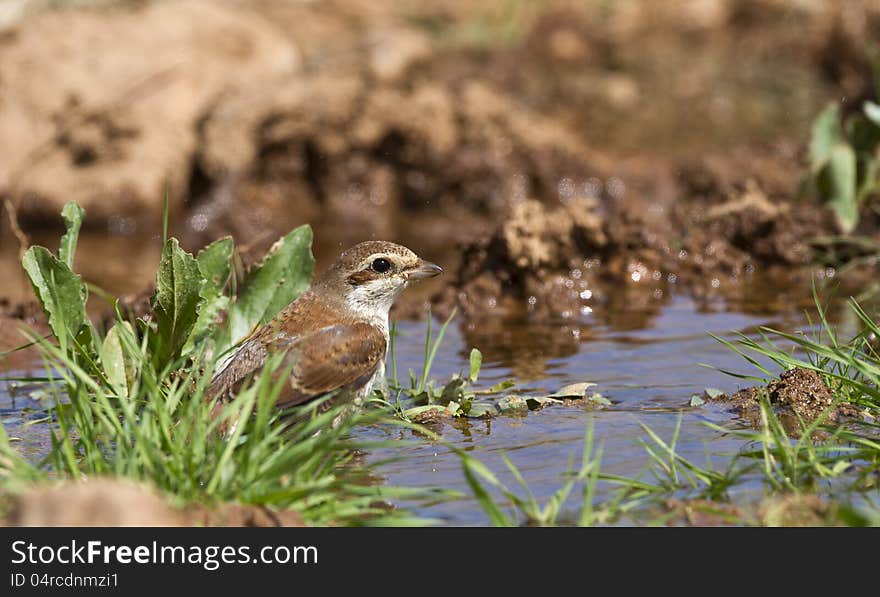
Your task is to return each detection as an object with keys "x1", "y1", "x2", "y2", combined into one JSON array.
[{"x1": 317, "y1": 240, "x2": 442, "y2": 320}]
